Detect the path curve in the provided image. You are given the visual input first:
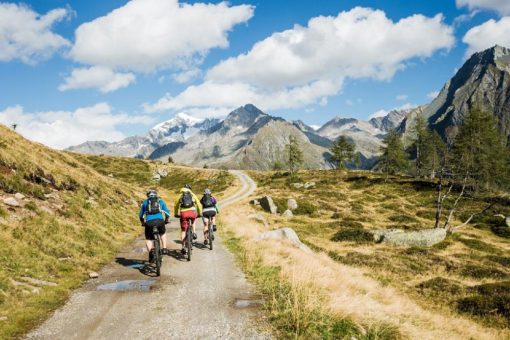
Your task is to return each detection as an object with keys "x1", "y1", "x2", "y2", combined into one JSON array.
[{"x1": 27, "y1": 171, "x2": 266, "y2": 340}]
